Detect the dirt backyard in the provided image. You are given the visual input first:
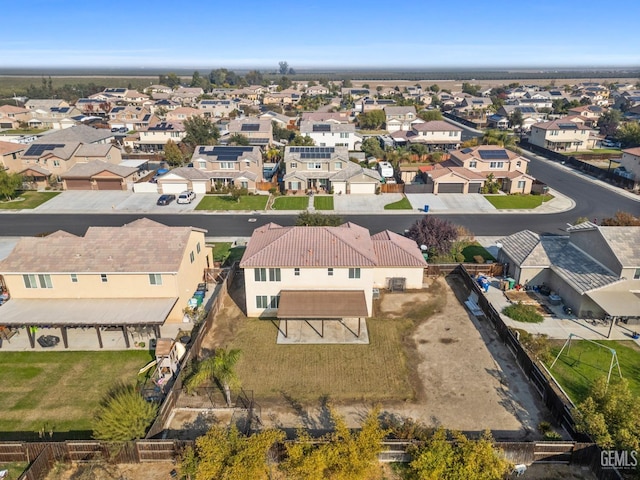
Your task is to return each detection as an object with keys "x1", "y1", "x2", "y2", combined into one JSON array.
[{"x1": 168, "y1": 275, "x2": 552, "y2": 441}]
